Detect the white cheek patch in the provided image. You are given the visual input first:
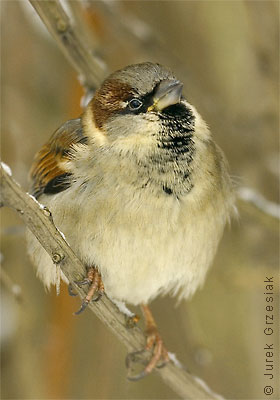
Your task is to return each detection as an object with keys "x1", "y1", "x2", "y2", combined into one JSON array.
[
  {"x1": 83, "y1": 107, "x2": 108, "y2": 145},
  {"x1": 119, "y1": 101, "x2": 128, "y2": 108}
]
